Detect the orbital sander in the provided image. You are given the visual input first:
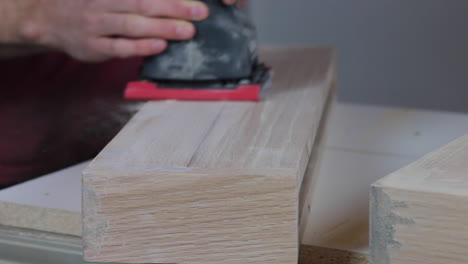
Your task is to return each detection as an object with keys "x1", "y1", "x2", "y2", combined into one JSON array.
[{"x1": 124, "y1": 0, "x2": 272, "y2": 101}]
